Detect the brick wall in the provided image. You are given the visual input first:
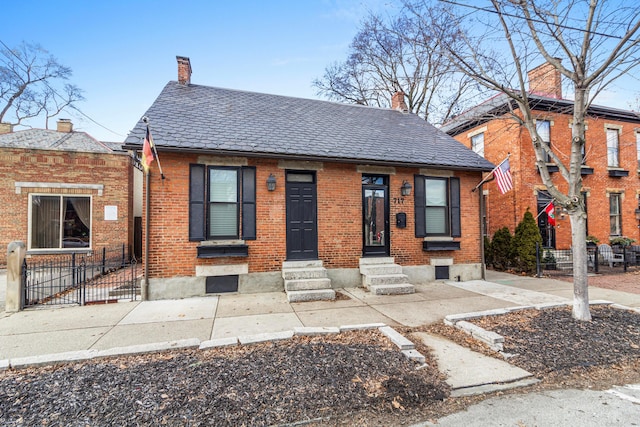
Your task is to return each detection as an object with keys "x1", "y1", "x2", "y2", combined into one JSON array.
[
  {"x1": 144, "y1": 154, "x2": 484, "y2": 278},
  {"x1": 454, "y1": 110, "x2": 640, "y2": 249},
  {"x1": 0, "y1": 148, "x2": 133, "y2": 265}
]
